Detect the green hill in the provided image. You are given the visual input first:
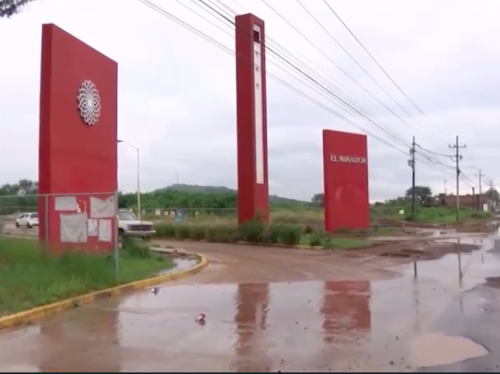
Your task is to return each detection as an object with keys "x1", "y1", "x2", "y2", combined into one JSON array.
[{"x1": 158, "y1": 184, "x2": 310, "y2": 206}]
